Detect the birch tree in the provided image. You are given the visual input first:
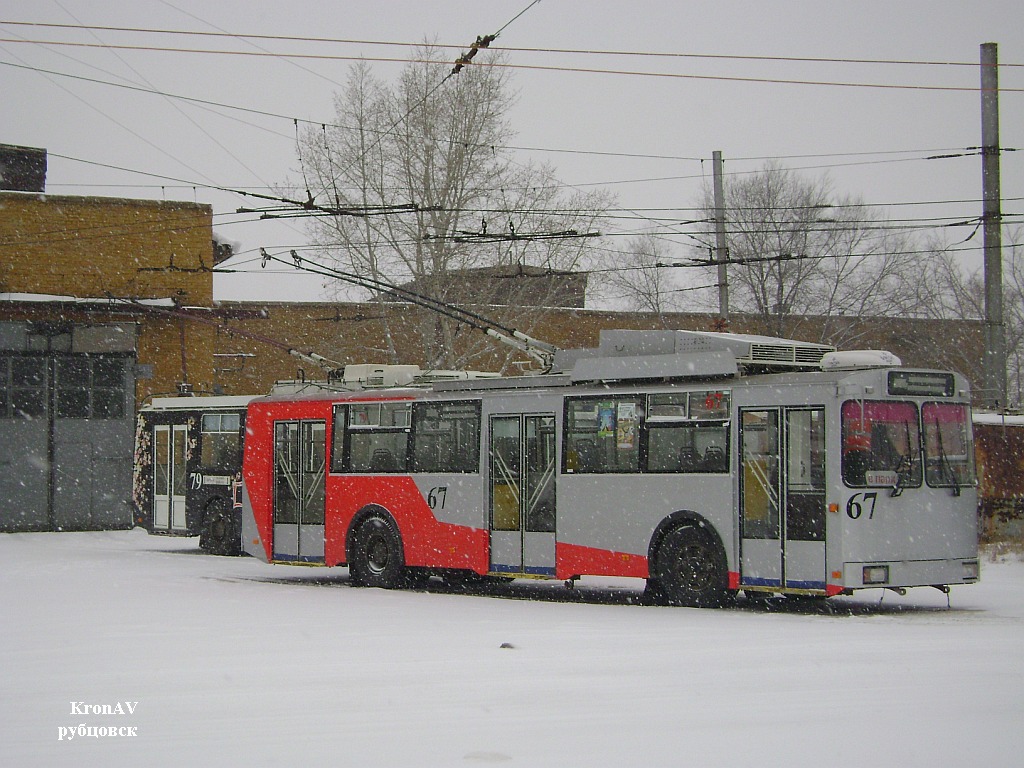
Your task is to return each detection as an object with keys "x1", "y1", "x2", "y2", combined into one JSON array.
[
  {"x1": 705, "y1": 162, "x2": 926, "y2": 342},
  {"x1": 295, "y1": 50, "x2": 608, "y2": 370}
]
